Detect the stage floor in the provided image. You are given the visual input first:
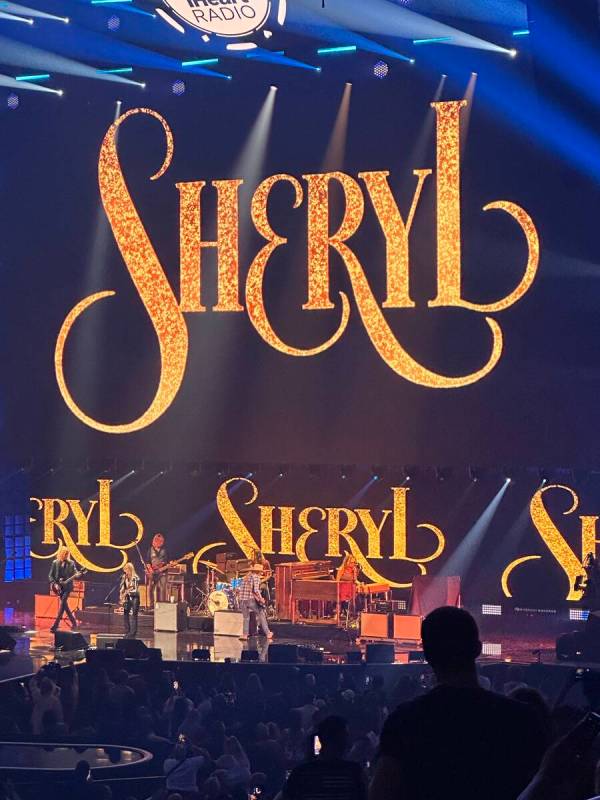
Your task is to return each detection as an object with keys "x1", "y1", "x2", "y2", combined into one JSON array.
[{"x1": 0, "y1": 608, "x2": 560, "y2": 675}]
